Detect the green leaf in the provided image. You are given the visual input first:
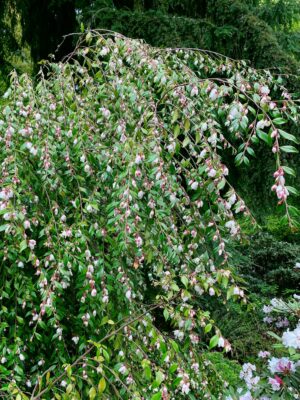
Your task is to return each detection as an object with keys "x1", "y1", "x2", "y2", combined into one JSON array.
[
  {"x1": 246, "y1": 147, "x2": 255, "y2": 157},
  {"x1": 280, "y1": 145, "x2": 298, "y2": 153},
  {"x1": 282, "y1": 166, "x2": 296, "y2": 177},
  {"x1": 144, "y1": 365, "x2": 152, "y2": 380},
  {"x1": 286, "y1": 186, "x2": 299, "y2": 196},
  {"x1": 171, "y1": 110, "x2": 179, "y2": 123},
  {"x1": 257, "y1": 129, "x2": 272, "y2": 146},
  {"x1": 279, "y1": 130, "x2": 299, "y2": 144},
  {"x1": 174, "y1": 125, "x2": 180, "y2": 137},
  {"x1": 89, "y1": 387, "x2": 96, "y2": 400},
  {"x1": 163, "y1": 309, "x2": 169, "y2": 321},
  {"x1": 155, "y1": 371, "x2": 164, "y2": 385},
  {"x1": 20, "y1": 240, "x2": 27, "y2": 252},
  {"x1": 267, "y1": 331, "x2": 281, "y2": 341},
  {"x1": 151, "y1": 393, "x2": 162, "y2": 400},
  {"x1": 273, "y1": 117, "x2": 286, "y2": 125},
  {"x1": 182, "y1": 137, "x2": 190, "y2": 147},
  {"x1": 184, "y1": 119, "x2": 190, "y2": 132},
  {"x1": 180, "y1": 276, "x2": 189, "y2": 288},
  {"x1": 217, "y1": 178, "x2": 226, "y2": 190},
  {"x1": 98, "y1": 377, "x2": 106, "y2": 393},
  {"x1": 169, "y1": 363, "x2": 178, "y2": 373},
  {"x1": 0, "y1": 224, "x2": 9, "y2": 232},
  {"x1": 171, "y1": 340, "x2": 179, "y2": 353},
  {"x1": 209, "y1": 334, "x2": 219, "y2": 349}
]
